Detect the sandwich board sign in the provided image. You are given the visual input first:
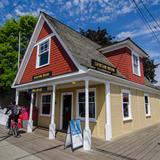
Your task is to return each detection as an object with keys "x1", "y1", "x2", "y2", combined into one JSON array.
[{"x1": 65, "y1": 119, "x2": 83, "y2": 151}]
